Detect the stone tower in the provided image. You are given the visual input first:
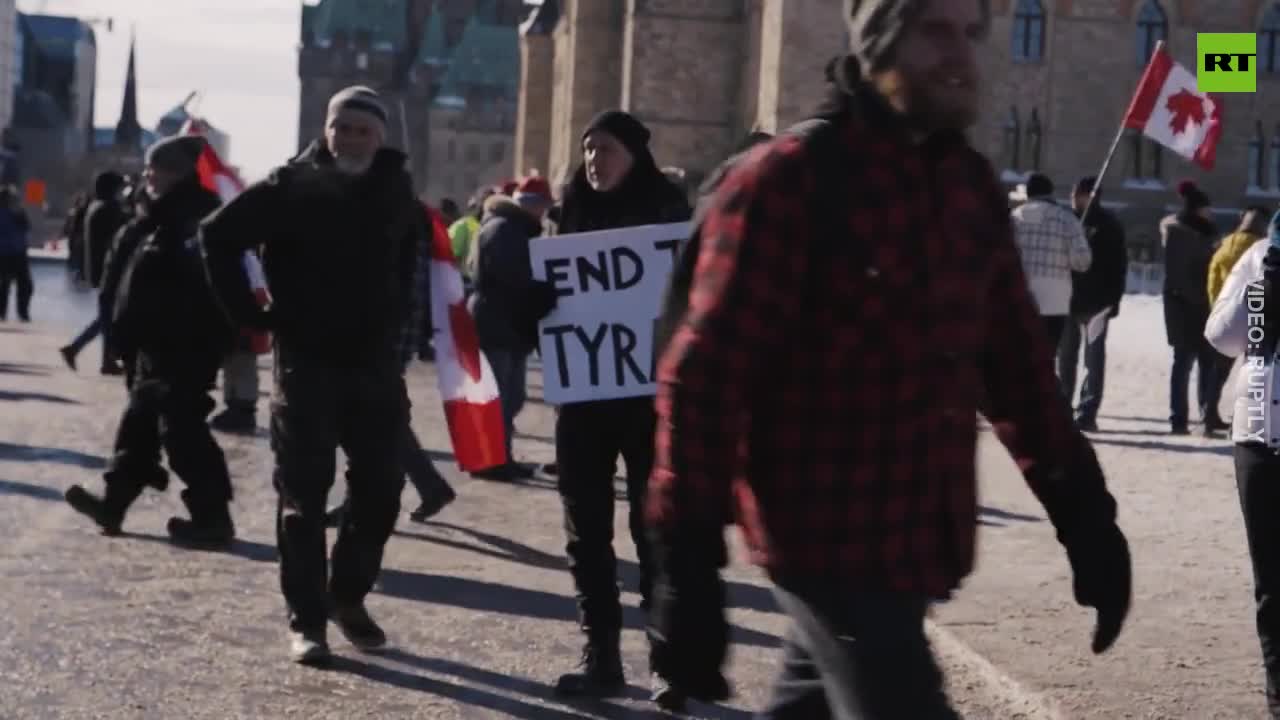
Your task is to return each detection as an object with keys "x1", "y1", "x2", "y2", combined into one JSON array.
[{"x1": 514, "y1": 0, "x2": 849, "y2": 188}]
